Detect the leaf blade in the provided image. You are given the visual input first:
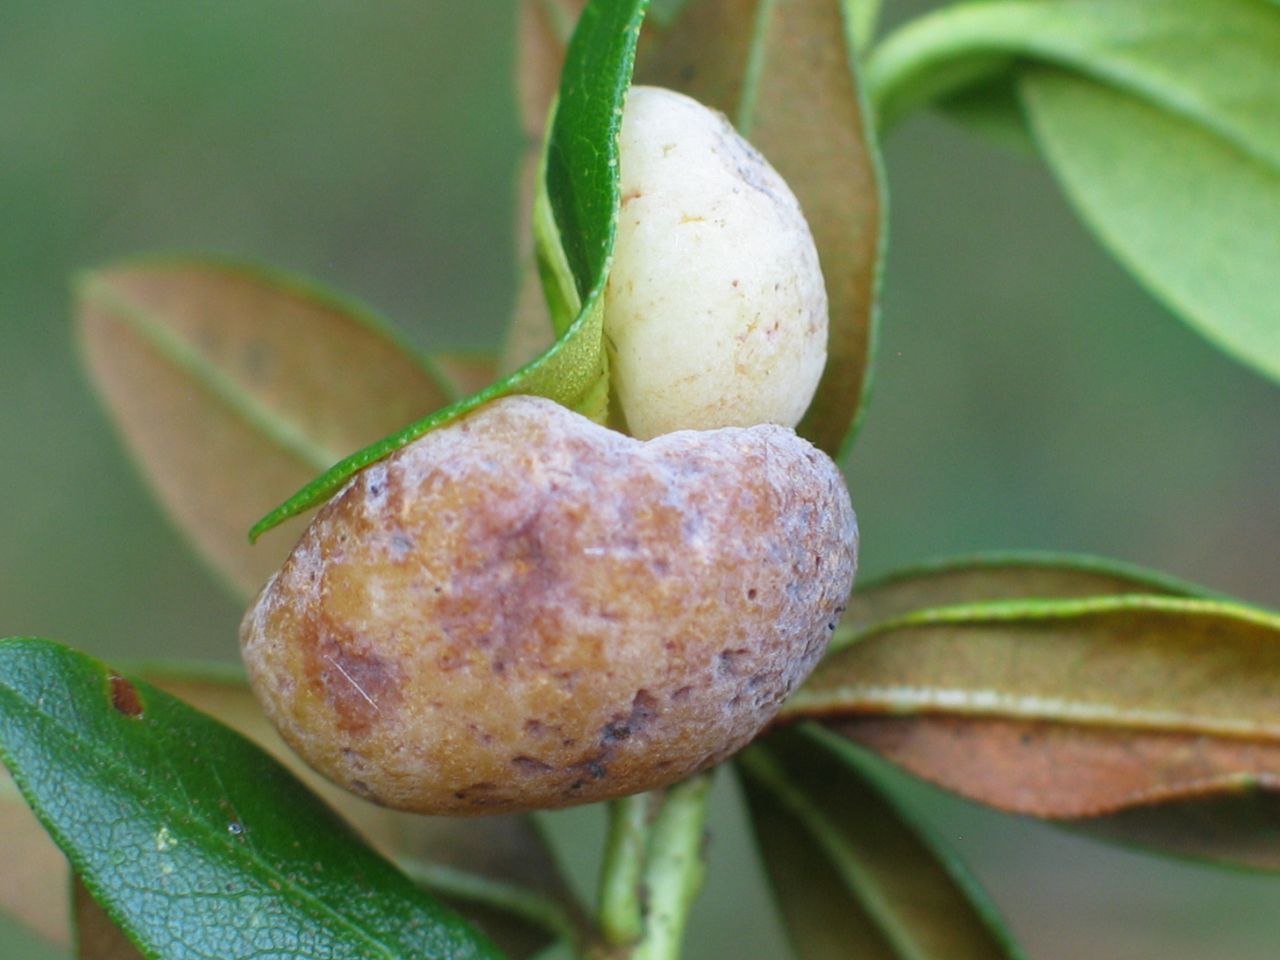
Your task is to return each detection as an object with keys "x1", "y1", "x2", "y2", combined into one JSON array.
[
  {"x1": 77, "y1": 257, "x2": 454, "y2": 595},
  {"x1": 740, "y1": 725, "x2": 1024, "y2": 960},
  {"x1": 866, "y1": 0, "x2": 1280, "y2": 382},
  {"x1": 1021, "y1": 66, "x2": 1280, "y2": 382},
  {"x1": 796, "y1": 595, "x2": 1280, "y2": 737},
  {"x1": 4, "y1": 662, "x2": 581, "y2": 960},
  {"x1": 0, "y1": 638, "x2": 502, "y2": 960},
  {"x1": 791, "y1": 557, "x2": 1280, "y2": 869},
  {"x1": 251, "y1": 0, "x2": 650, "y2": 541}
]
